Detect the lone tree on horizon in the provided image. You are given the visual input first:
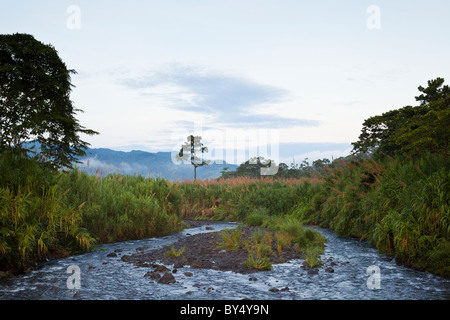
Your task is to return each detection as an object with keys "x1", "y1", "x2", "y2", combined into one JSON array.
[{"x1": 176, "y1": 135, "x2": 210, "y2": 180}]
